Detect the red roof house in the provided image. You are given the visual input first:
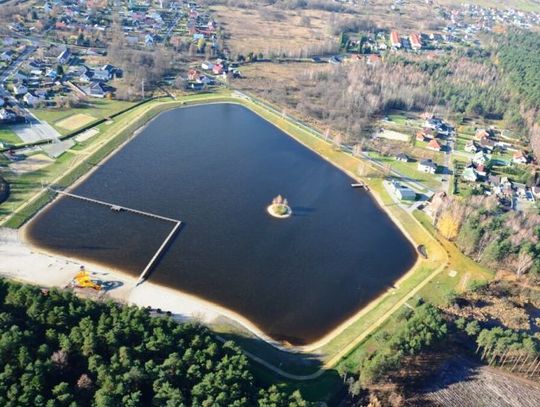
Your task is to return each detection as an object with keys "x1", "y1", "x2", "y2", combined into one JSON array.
[{"x1": 427, "y1": 139, "x2": 442, "y2": 151}]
